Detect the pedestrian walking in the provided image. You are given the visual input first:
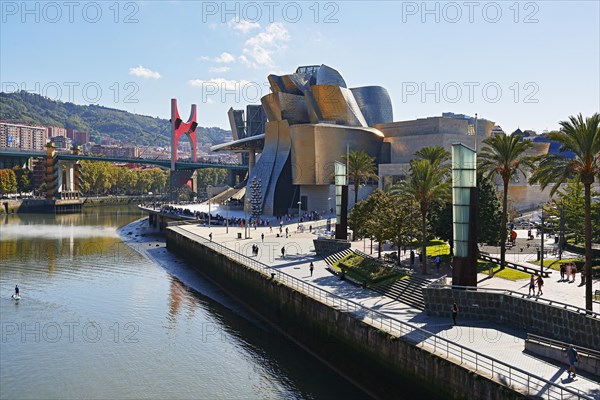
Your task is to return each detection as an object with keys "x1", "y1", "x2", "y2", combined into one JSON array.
[
  {"x1": 451, "y1": 303, "x2": 459, "y2": 325},
  {"x1": 560, "y1": 263, "x2": 566, "y2": 281},
  {"x1": 261, "y1": 233, "x2": 264, "y2": 242},
  {"x1": 309, "y1": 262, "x2": 314, "y2": 276},
  {"x1": 536, "y1": 275, "x2": 544, "y2": 295},
  {"x1": 410, "y1": 250, "x2": 415, "y2": 266},
  {"x1": 209, "y1": 232, "x2": 212, "y2": 241},
  {"x1": 285, "y1": 227, "x2": 289, "y2": 238},
  {"x1": 566, "y1": 344, "x2": 578, "y2": 378},
  {"x1": 435, "y1": 255, "x2": 441, "y2": 271},
  {"x1": 528, "y1": 274, "x2": 536, "y2": 296},
  {"x1": 281, "y1": 247, "x2": 285, "y2": 259}
]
